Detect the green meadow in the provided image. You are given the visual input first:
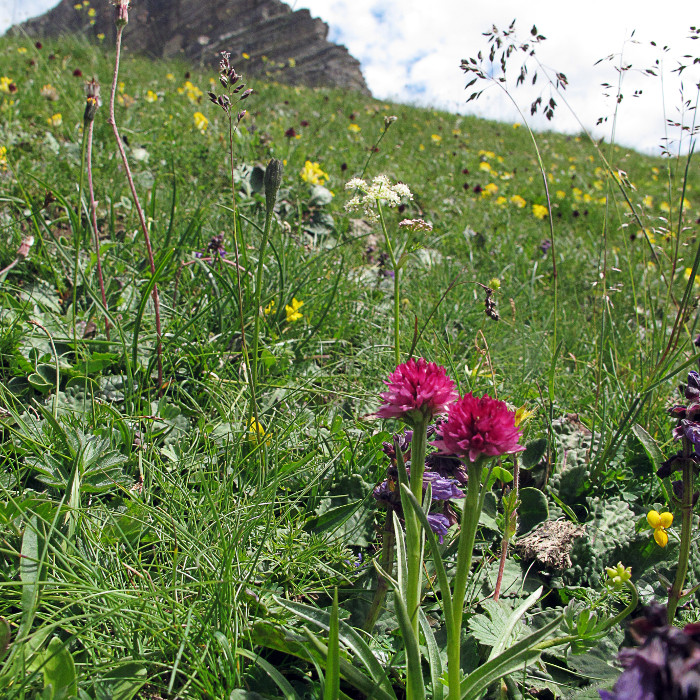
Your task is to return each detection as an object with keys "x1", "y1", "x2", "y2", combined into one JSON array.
[{"x1": 0, "y1": 28, "x2": 699, "y2": 699}]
